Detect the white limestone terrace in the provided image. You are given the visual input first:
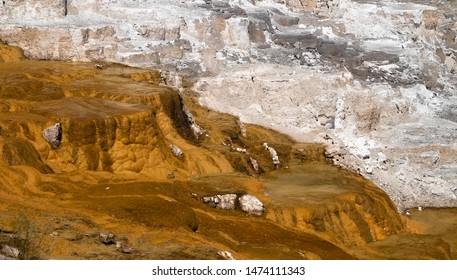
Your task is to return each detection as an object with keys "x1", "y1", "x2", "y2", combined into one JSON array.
[{"x1": 0, "y1": 0, "x2": 456, "y2": 211}]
